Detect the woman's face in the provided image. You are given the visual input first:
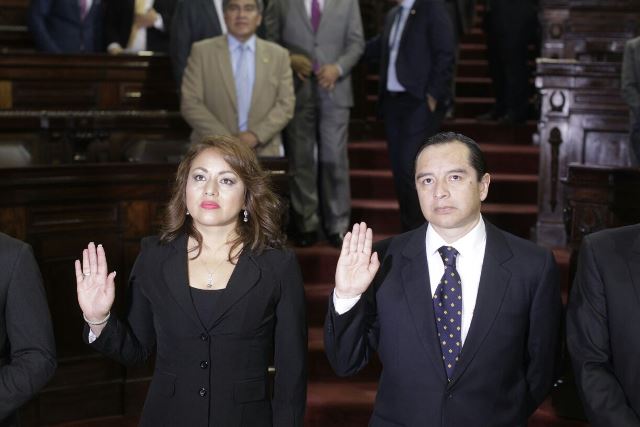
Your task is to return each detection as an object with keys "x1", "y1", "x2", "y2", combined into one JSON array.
[{"x1": 185, "y1": 148, "x2": 246, "y2": 232}]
